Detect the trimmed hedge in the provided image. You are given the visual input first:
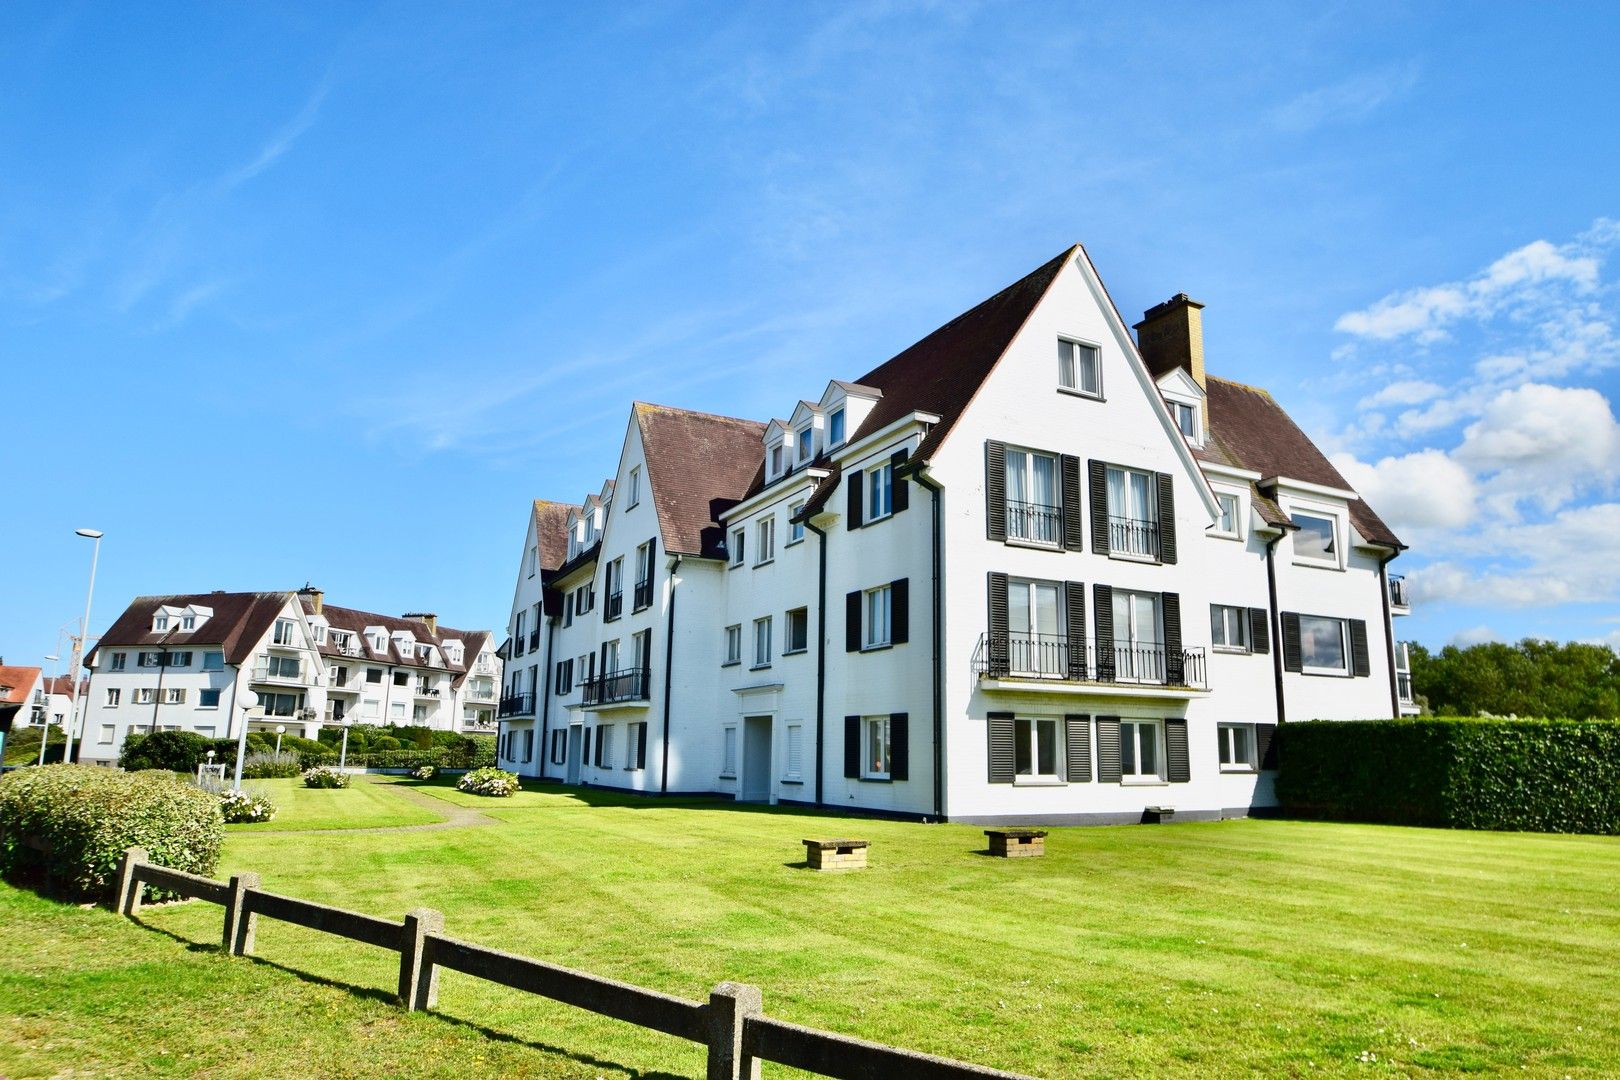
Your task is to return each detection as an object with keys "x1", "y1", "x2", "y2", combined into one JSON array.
[
  {"x1": 1276, "y1": 718, "x2": 1620, "y2": 834},
  {"x1": 0, "y1": 764, "x2": 224, "y2": 899}
]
